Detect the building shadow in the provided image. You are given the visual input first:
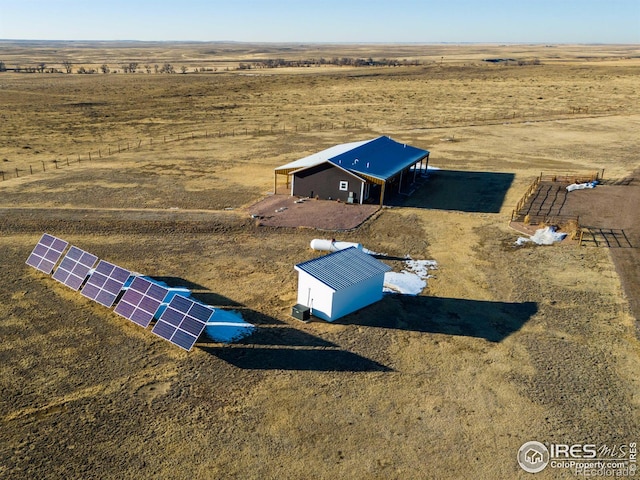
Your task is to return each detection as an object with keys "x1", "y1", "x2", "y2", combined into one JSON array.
[
  {"x1": 149, "y1": 275, "x2": 392, "y2": 371},
  {"x1": 390, "y1": 170, "x2": 515, "y2": 213},
  {"x1": 340, "y1": 295, "x2": 538, "y2": 342},
  {"x1": 203, "y1": 346, "x2": 392, "y2": 372},
  {"x1": 233, "y1": 326, "x2": 337, "y2": 347}
]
